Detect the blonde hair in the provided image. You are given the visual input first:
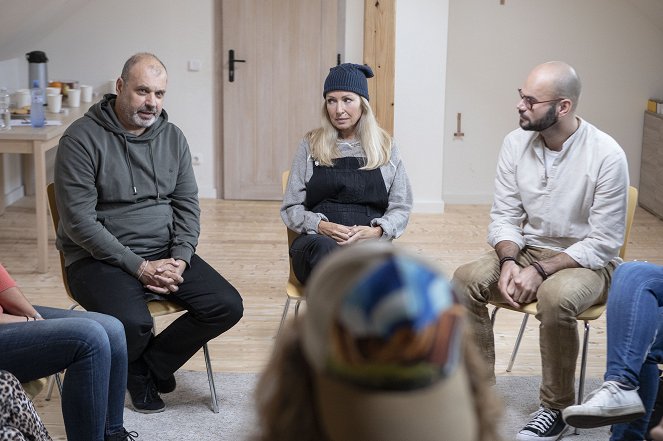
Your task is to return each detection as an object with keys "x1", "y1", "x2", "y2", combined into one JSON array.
[
  {"x1": 252, "y1": 318, "x2": 503, "y2": 441},
  {"x1": 307, "y1": 97, "x2": 392, "y2": 169}
]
